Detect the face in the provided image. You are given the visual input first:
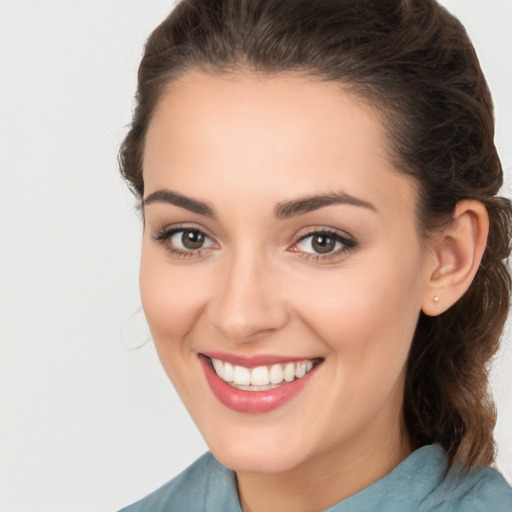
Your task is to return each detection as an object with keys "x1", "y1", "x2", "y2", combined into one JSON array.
[{"x1": 140, "y1": 71, "x2": 431, "y2": 475}]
